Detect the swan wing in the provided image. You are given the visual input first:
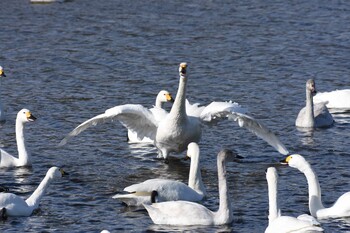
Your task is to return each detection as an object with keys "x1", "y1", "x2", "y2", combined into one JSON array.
[
  {"x1": 185, "y1": 99, "x2": 206, "y2": 117},
  {"x1": 199, "y1": 101, "x2": 248, "y2": 124},
  {"x1": 0, "y1": 149, "x2": 17, "y2": 167},
  {"x1": 59, "y1": 104, "x2": 158, "y2": 146},
  {"x1": 314, "y1": 103, "x2": 334, "y2": 127},
  {"x1": 228, "y1": 113, "x2": 289, "y2": 155}
]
